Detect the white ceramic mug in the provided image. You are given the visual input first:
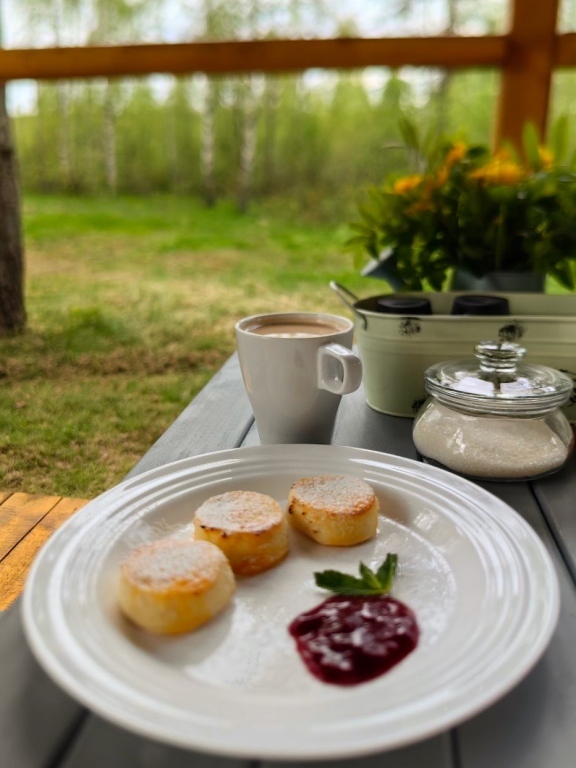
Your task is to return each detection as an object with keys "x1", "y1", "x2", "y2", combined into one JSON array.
[{"x1": 235, "y1": 312, "x2": 362, "y2": 444}]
